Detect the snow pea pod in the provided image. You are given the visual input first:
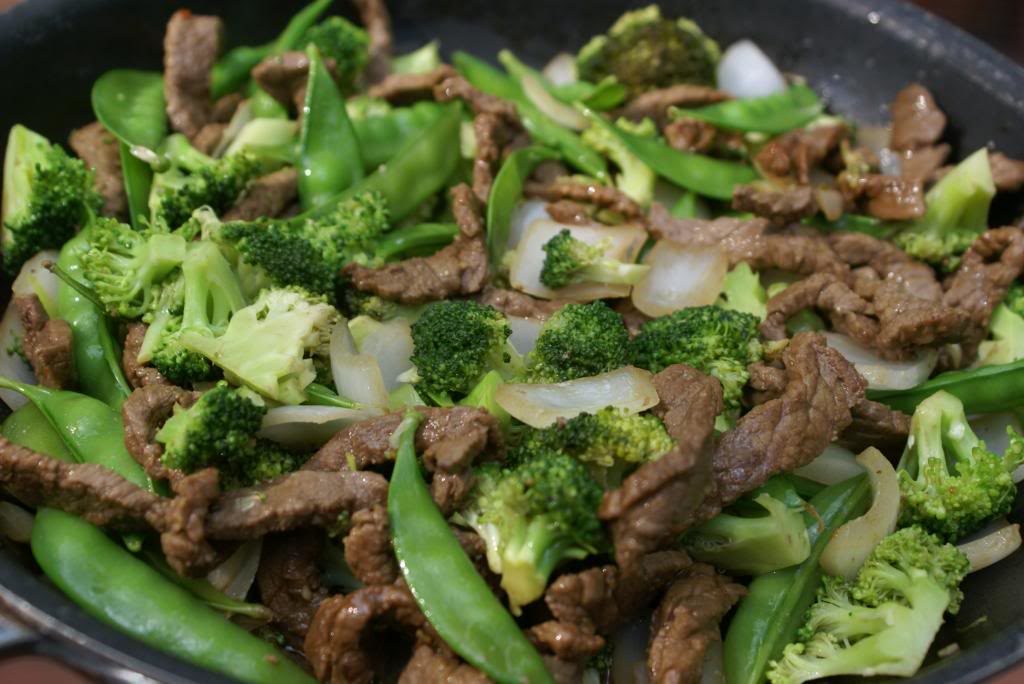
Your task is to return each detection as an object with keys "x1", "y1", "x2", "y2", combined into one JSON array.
[
  {"x1": 867, "y1": 358, "x2": 1024, "y2": 415},
  {"x1": 670, "y1": 85, "x2": 823, "y2": 135},
  {"x1": 580, "y1": 106, "x2": 758, "y2": 200},
  {"x1": 375, "y1": 222, "x2": 458, "y2": 261},
  {"x1": 723, "y1": 474, "x2": 870, "y2": 684},
  {"x1": 389, "y1": 412, "x2": 554, "y2": 684},
  {"x1": 298, "y1": 44, "x2": 363, "y2": 208},
  {"x1": 486, "y1": 145, "x2": 559, "y2": 264},
  {"x1": 353, "y1": 101, "x2": 446, "y2": 170}
]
